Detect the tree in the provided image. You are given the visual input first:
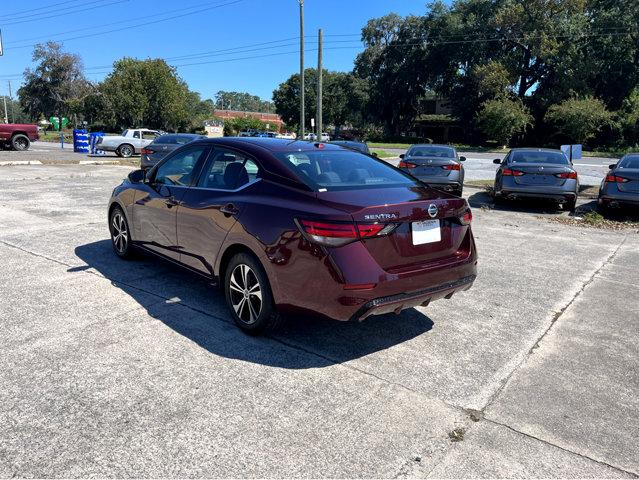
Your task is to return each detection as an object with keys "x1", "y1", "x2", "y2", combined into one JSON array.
[
  {"x1": 99, "y1": 58, "x2": 204, "y2": 131},
  {"x1": 18, "y1": 42, "x2": 90, "y2": 122},
  {"x1": 272, "y1": 69, "x2": 368, "y2": 132},
  {"x1": 222, "y1": 117, "x2": 266, "y2": 136},
  {"x1": 545, "y1": 96, "x2": 613, "y2": 145},
  {"x1": 215, "y1": 91, "x2": 272, "y2": 112},
  {"x1": 476, "y1": 98, "x2": 532, "y2": 146}
]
